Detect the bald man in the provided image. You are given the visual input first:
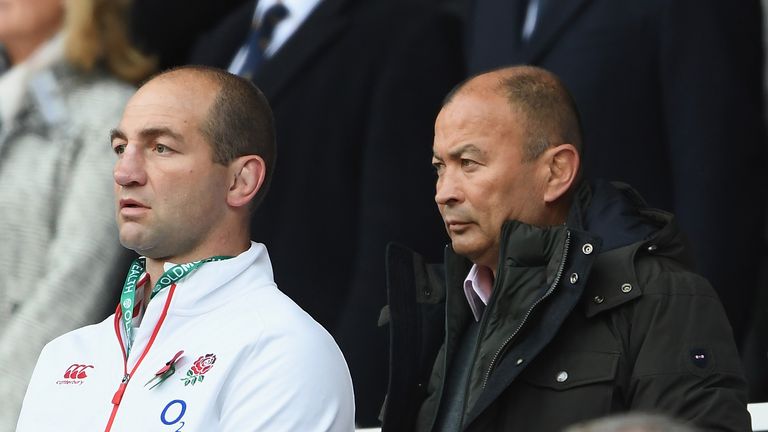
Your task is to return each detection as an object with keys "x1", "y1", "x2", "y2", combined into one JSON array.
[
  {"x1": 16, "y1": 66, "x2": 354, "y2": 431},
  {"x1": 381, "y1": 66, "x2": 748, "y2": 431}
]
